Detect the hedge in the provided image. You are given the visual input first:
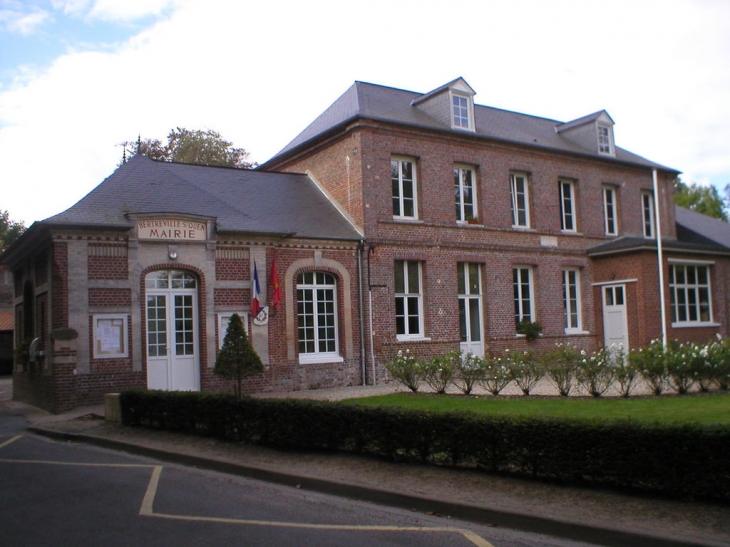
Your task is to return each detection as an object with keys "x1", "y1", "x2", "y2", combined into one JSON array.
[{"x1": 120, "y1": 389, "x2": 730, "y2": 501}]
